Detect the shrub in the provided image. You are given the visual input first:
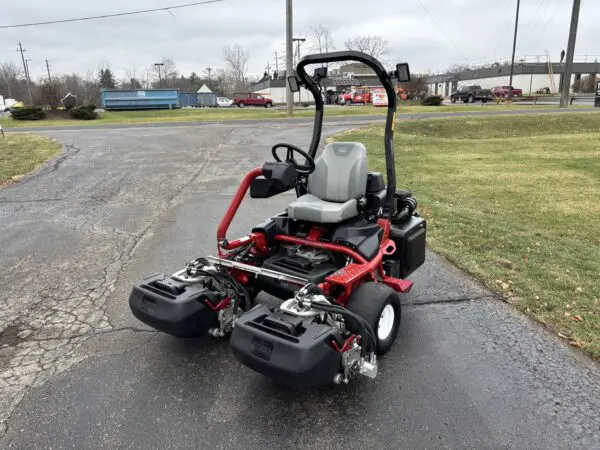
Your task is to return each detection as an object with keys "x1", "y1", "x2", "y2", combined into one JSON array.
[
  {"x1": 69, "y1": 104, "x2": 98, "y2": 120},
  {"x1": 10, "y1": 106, "x2": 47, "y2": 121},
  {"x1": 421, "y1": 95, "x2": 443, "y2": 106}
]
